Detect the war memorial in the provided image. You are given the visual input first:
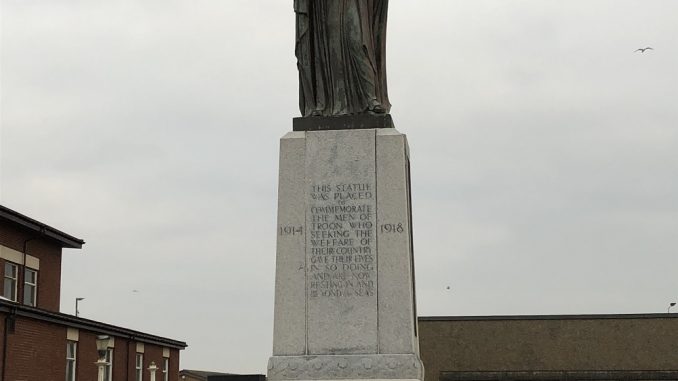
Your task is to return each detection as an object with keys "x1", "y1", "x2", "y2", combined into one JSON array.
[{"x1": 267, "y1": 1, "x2": 425, "y2": 381}]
